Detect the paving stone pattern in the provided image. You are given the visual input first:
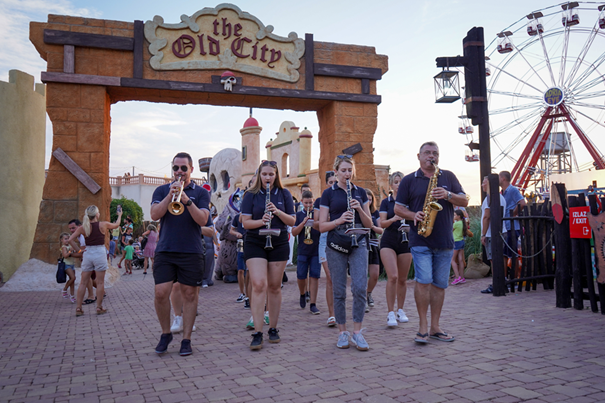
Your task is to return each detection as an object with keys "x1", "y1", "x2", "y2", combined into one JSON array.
[{"x1": 1, "y1": 270, "x2": 605, "y2": 402}]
